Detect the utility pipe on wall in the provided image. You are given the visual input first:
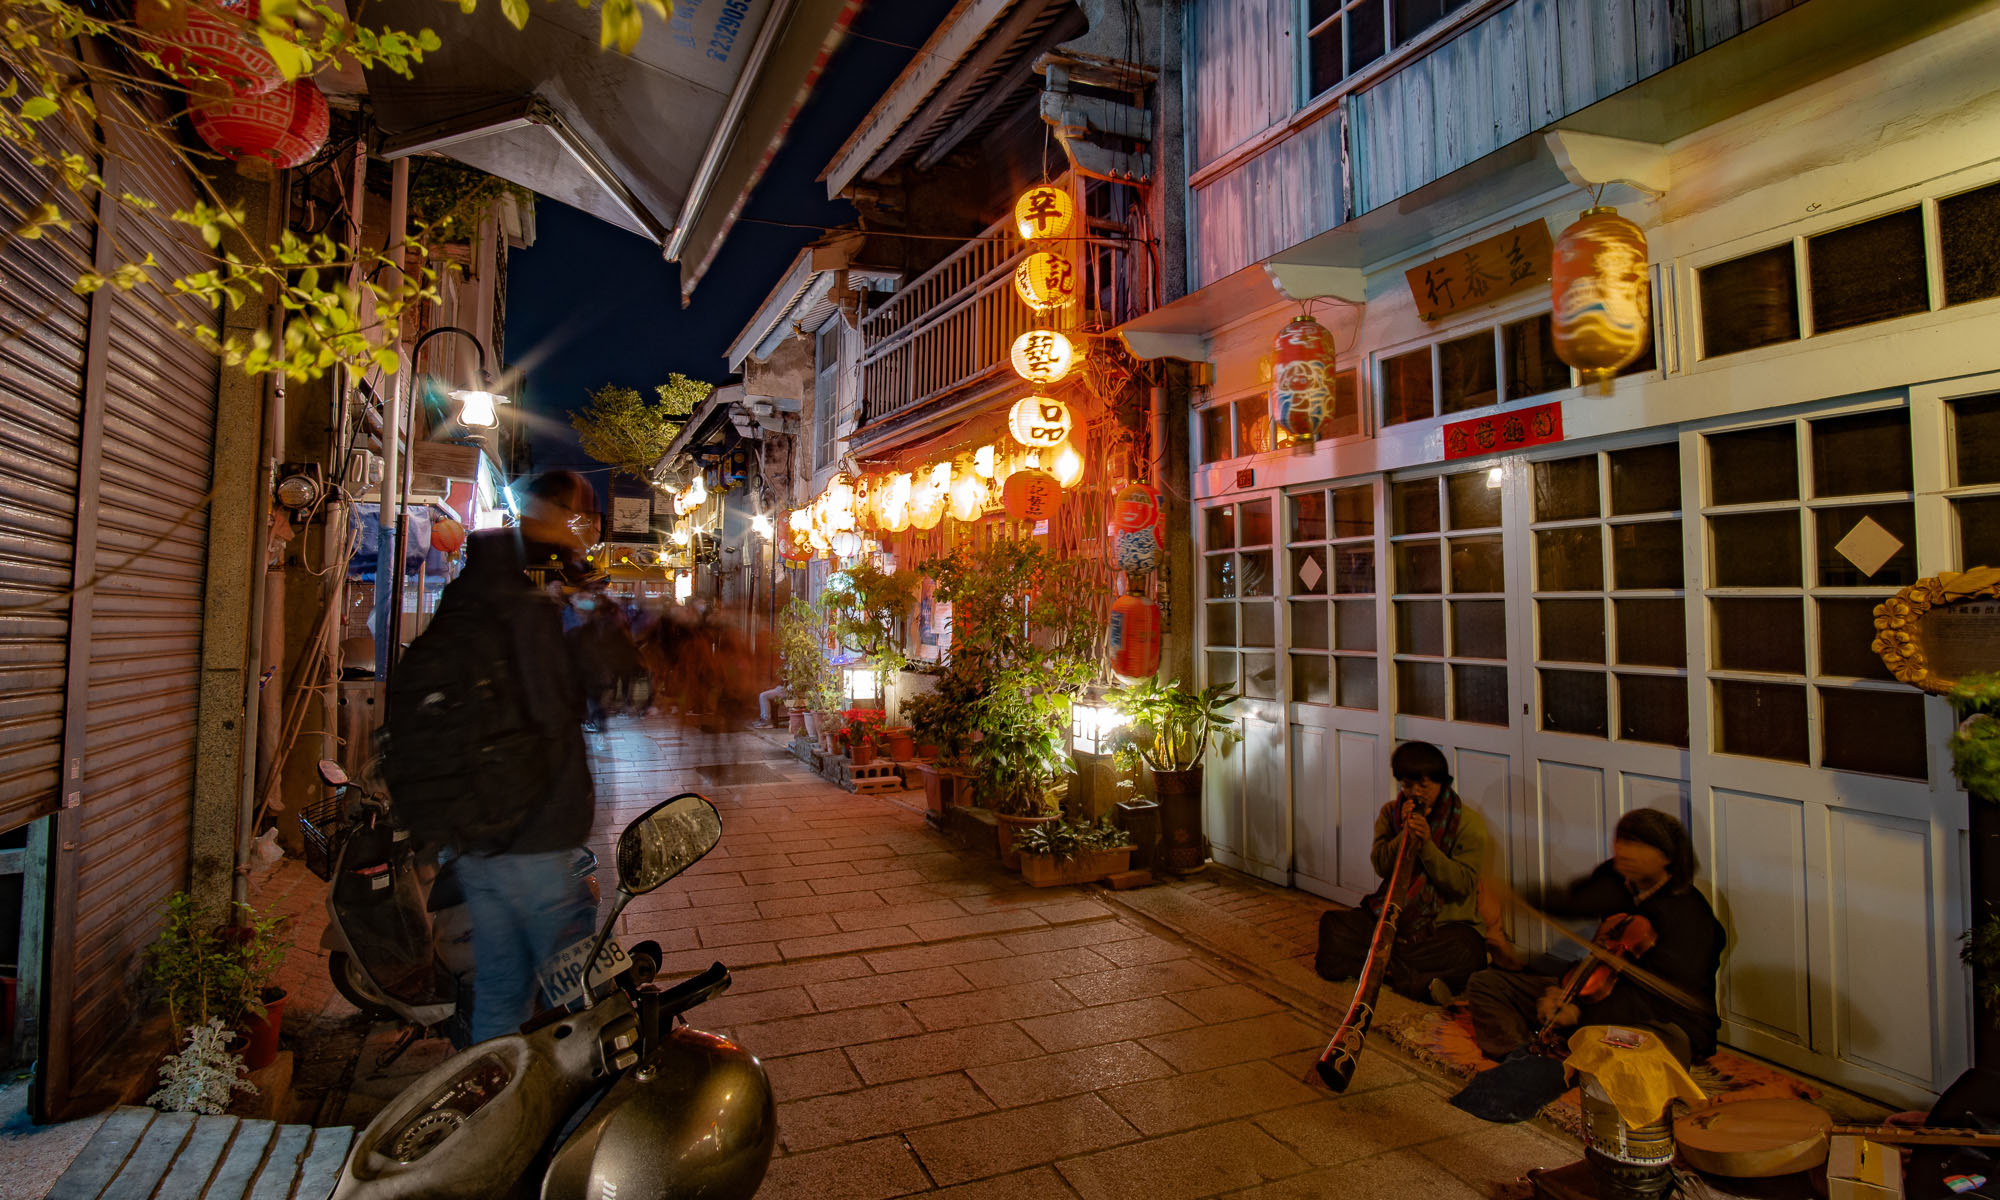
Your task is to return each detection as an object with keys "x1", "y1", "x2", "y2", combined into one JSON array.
[{"x1": 373, "y1": 157, "x2": 410, "y2": 683}]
